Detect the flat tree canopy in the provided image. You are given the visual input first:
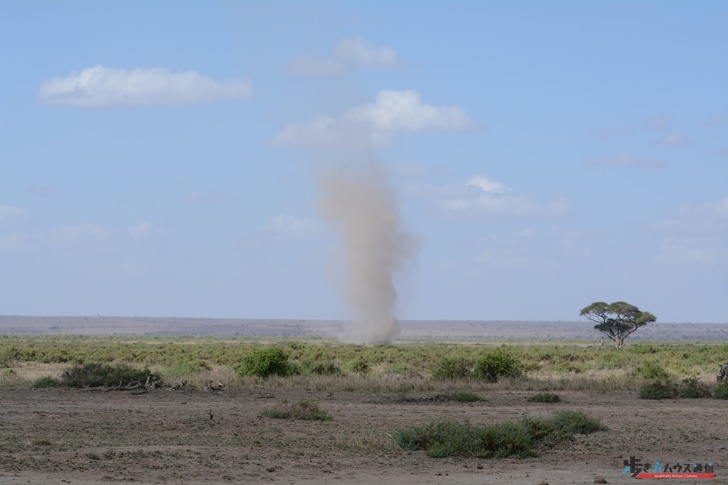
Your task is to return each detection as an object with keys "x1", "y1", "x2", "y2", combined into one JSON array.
[{"x1": 580, "y1": 301, "x2": 656, "y2": 348}]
